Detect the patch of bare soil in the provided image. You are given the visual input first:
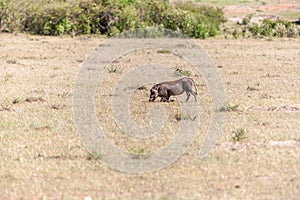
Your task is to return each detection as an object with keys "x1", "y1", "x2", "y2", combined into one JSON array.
[
  {"x1": 225, "y1": 2, "x2": 300, "y2": 19},
  {"x1": 217, "y1": 139, "x2": 300, "y2": 151}
]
